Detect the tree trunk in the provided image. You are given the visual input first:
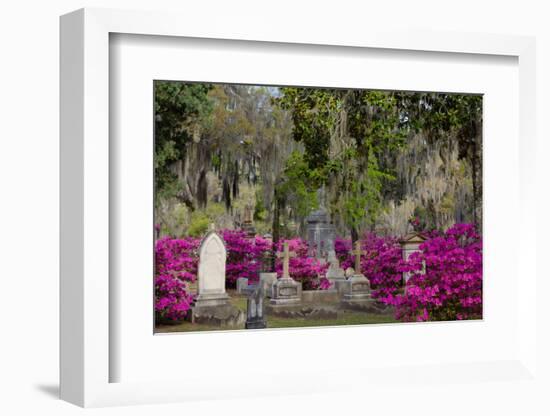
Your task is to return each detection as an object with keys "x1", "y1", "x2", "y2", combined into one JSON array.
[
  {"x1": 175, "y1": 182, "x2": 196, "y2": 211},
  {"x1": 351, "y1": 226, "x2": 359, "y2": 245},
  {"x1": 270, "y1": 190, "x2": 282, "y2": 272},
  {"x1": 196, "y1": 169, "x2": 208, "y2": 209},
  {"x1": 174, "y1": 159, "x2": 196, "y2": 211},
  {"x1": 471, "y1": 119, "x2": 483, "y2": 232}
]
